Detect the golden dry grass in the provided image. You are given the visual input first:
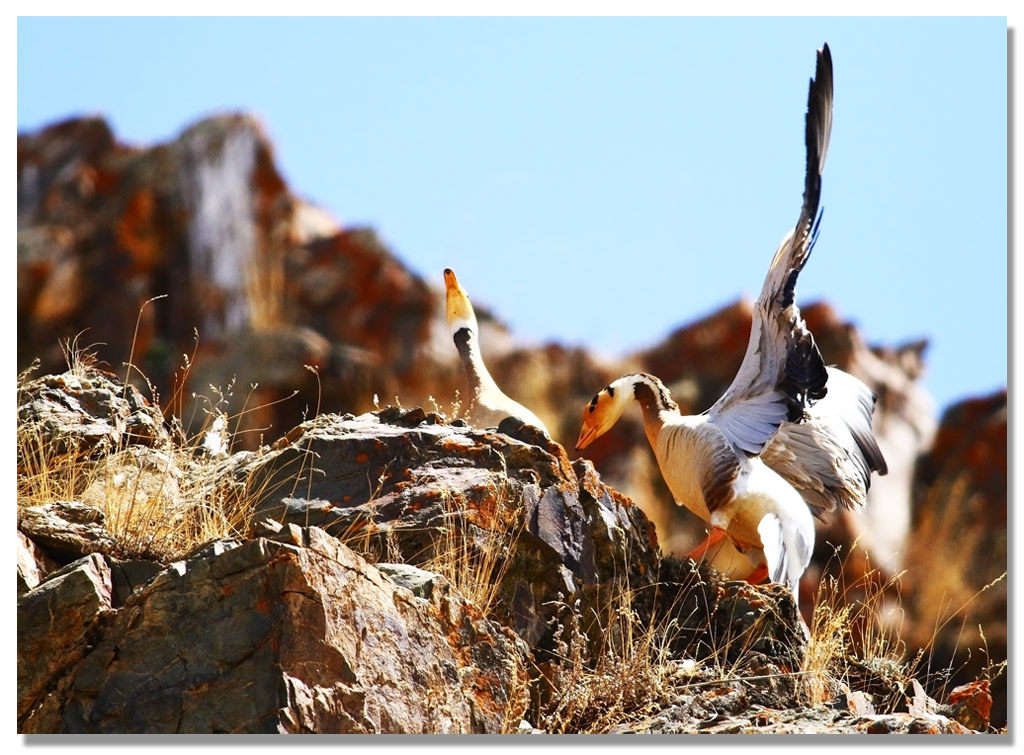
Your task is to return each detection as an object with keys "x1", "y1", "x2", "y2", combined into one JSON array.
[
  {"x1": 16, "y1": 335, "x2": 304, "y2": 562},
  {"x1": 800, "y1": 544, "x2": 910, "y2": 708},
  {"x1": 800, "y1": 536, "x2": 1006, "y2": 716},
  {"x1": 536, "y1": 601, "x2": 683, "y2": 732},
  {"x1": 900, "y1": 473, "x2": 1007, "y2": 692},
  {"x1": 423, "y1": 476, "x2": 523, "y2": 619},
  {"x1": 533, "y1": 553, "x2": 706, "y2": 734},
  {"x1": 427, "y1": 389, "x2": 462, "y2": 423}
]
